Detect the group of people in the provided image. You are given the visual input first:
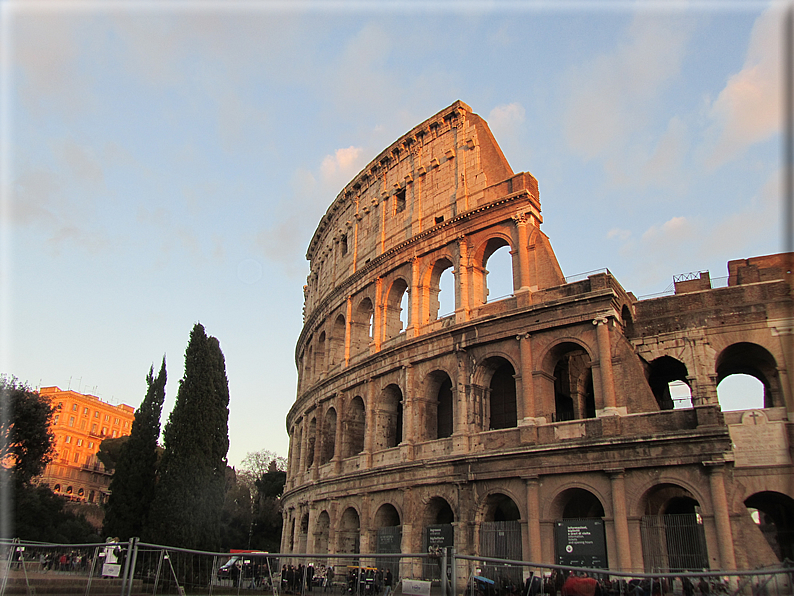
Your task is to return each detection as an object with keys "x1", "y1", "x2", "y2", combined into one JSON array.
[{"x1": 345, "y1": 567, "x2": 395, "y2": 596}]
